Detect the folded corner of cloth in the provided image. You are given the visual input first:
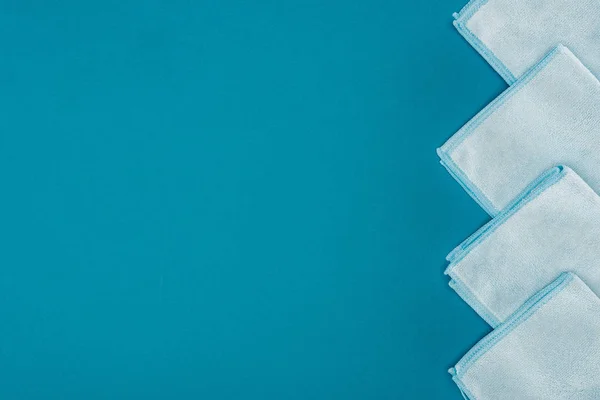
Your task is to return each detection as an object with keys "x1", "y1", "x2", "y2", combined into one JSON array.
[
  {"x1": 452, "y1": 0, "x2": 600, "y2": 83},
  {"x1": 438, "y1": 44, "x2": 600, "y2": 215},
  {"x1": 445, "y1": 165, "x2": 600, "y2": 326},
  {"x1": 449, "y1": 272, "x2": 600, "y2": 400}
]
